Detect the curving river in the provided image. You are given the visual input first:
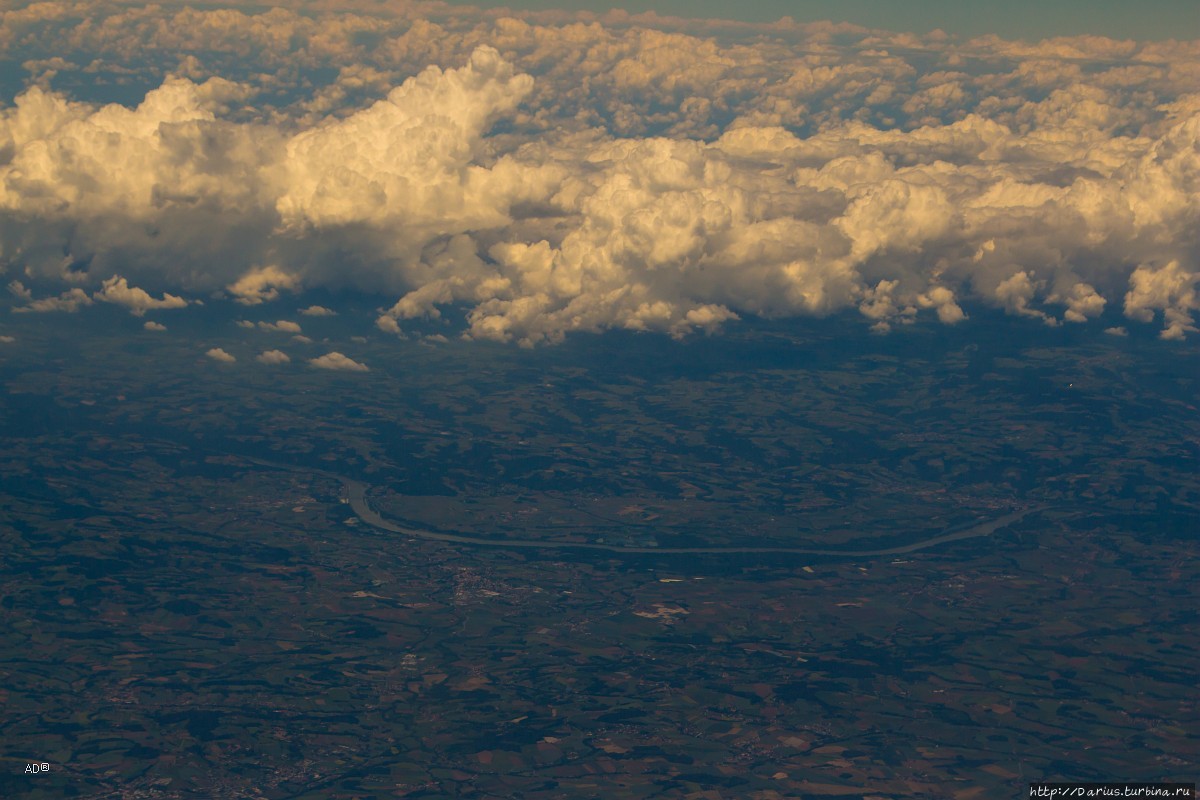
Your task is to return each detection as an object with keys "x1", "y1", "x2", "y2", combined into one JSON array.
[{"x1": 249, "y1": 457, "x2": 1040, "y2": 558}]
